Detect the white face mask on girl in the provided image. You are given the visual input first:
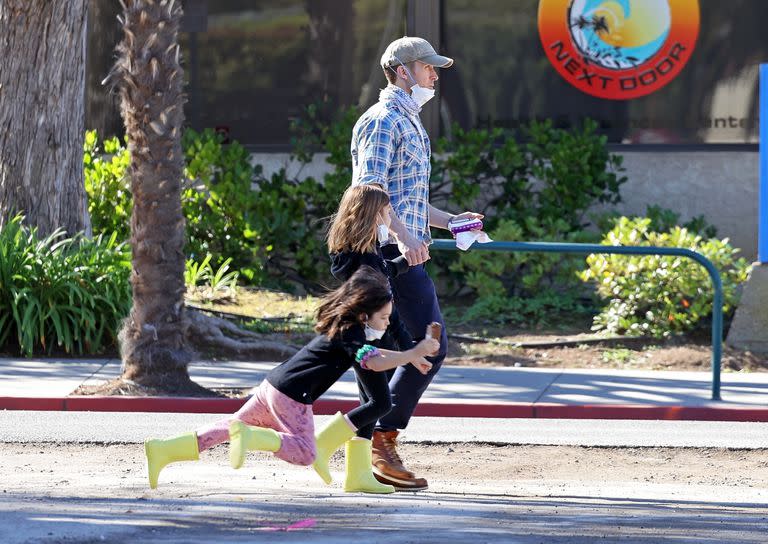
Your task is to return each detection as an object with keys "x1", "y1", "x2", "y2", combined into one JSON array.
[
  {"x1": 377, "y1": 223, "x2": 390, "y2": 243},
  {"x1": 364, "y1": 323, "x2": 386, "y2": 341},
  {"x1": 392, "y1": 55, "x2": 435, "y2": 108}
]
